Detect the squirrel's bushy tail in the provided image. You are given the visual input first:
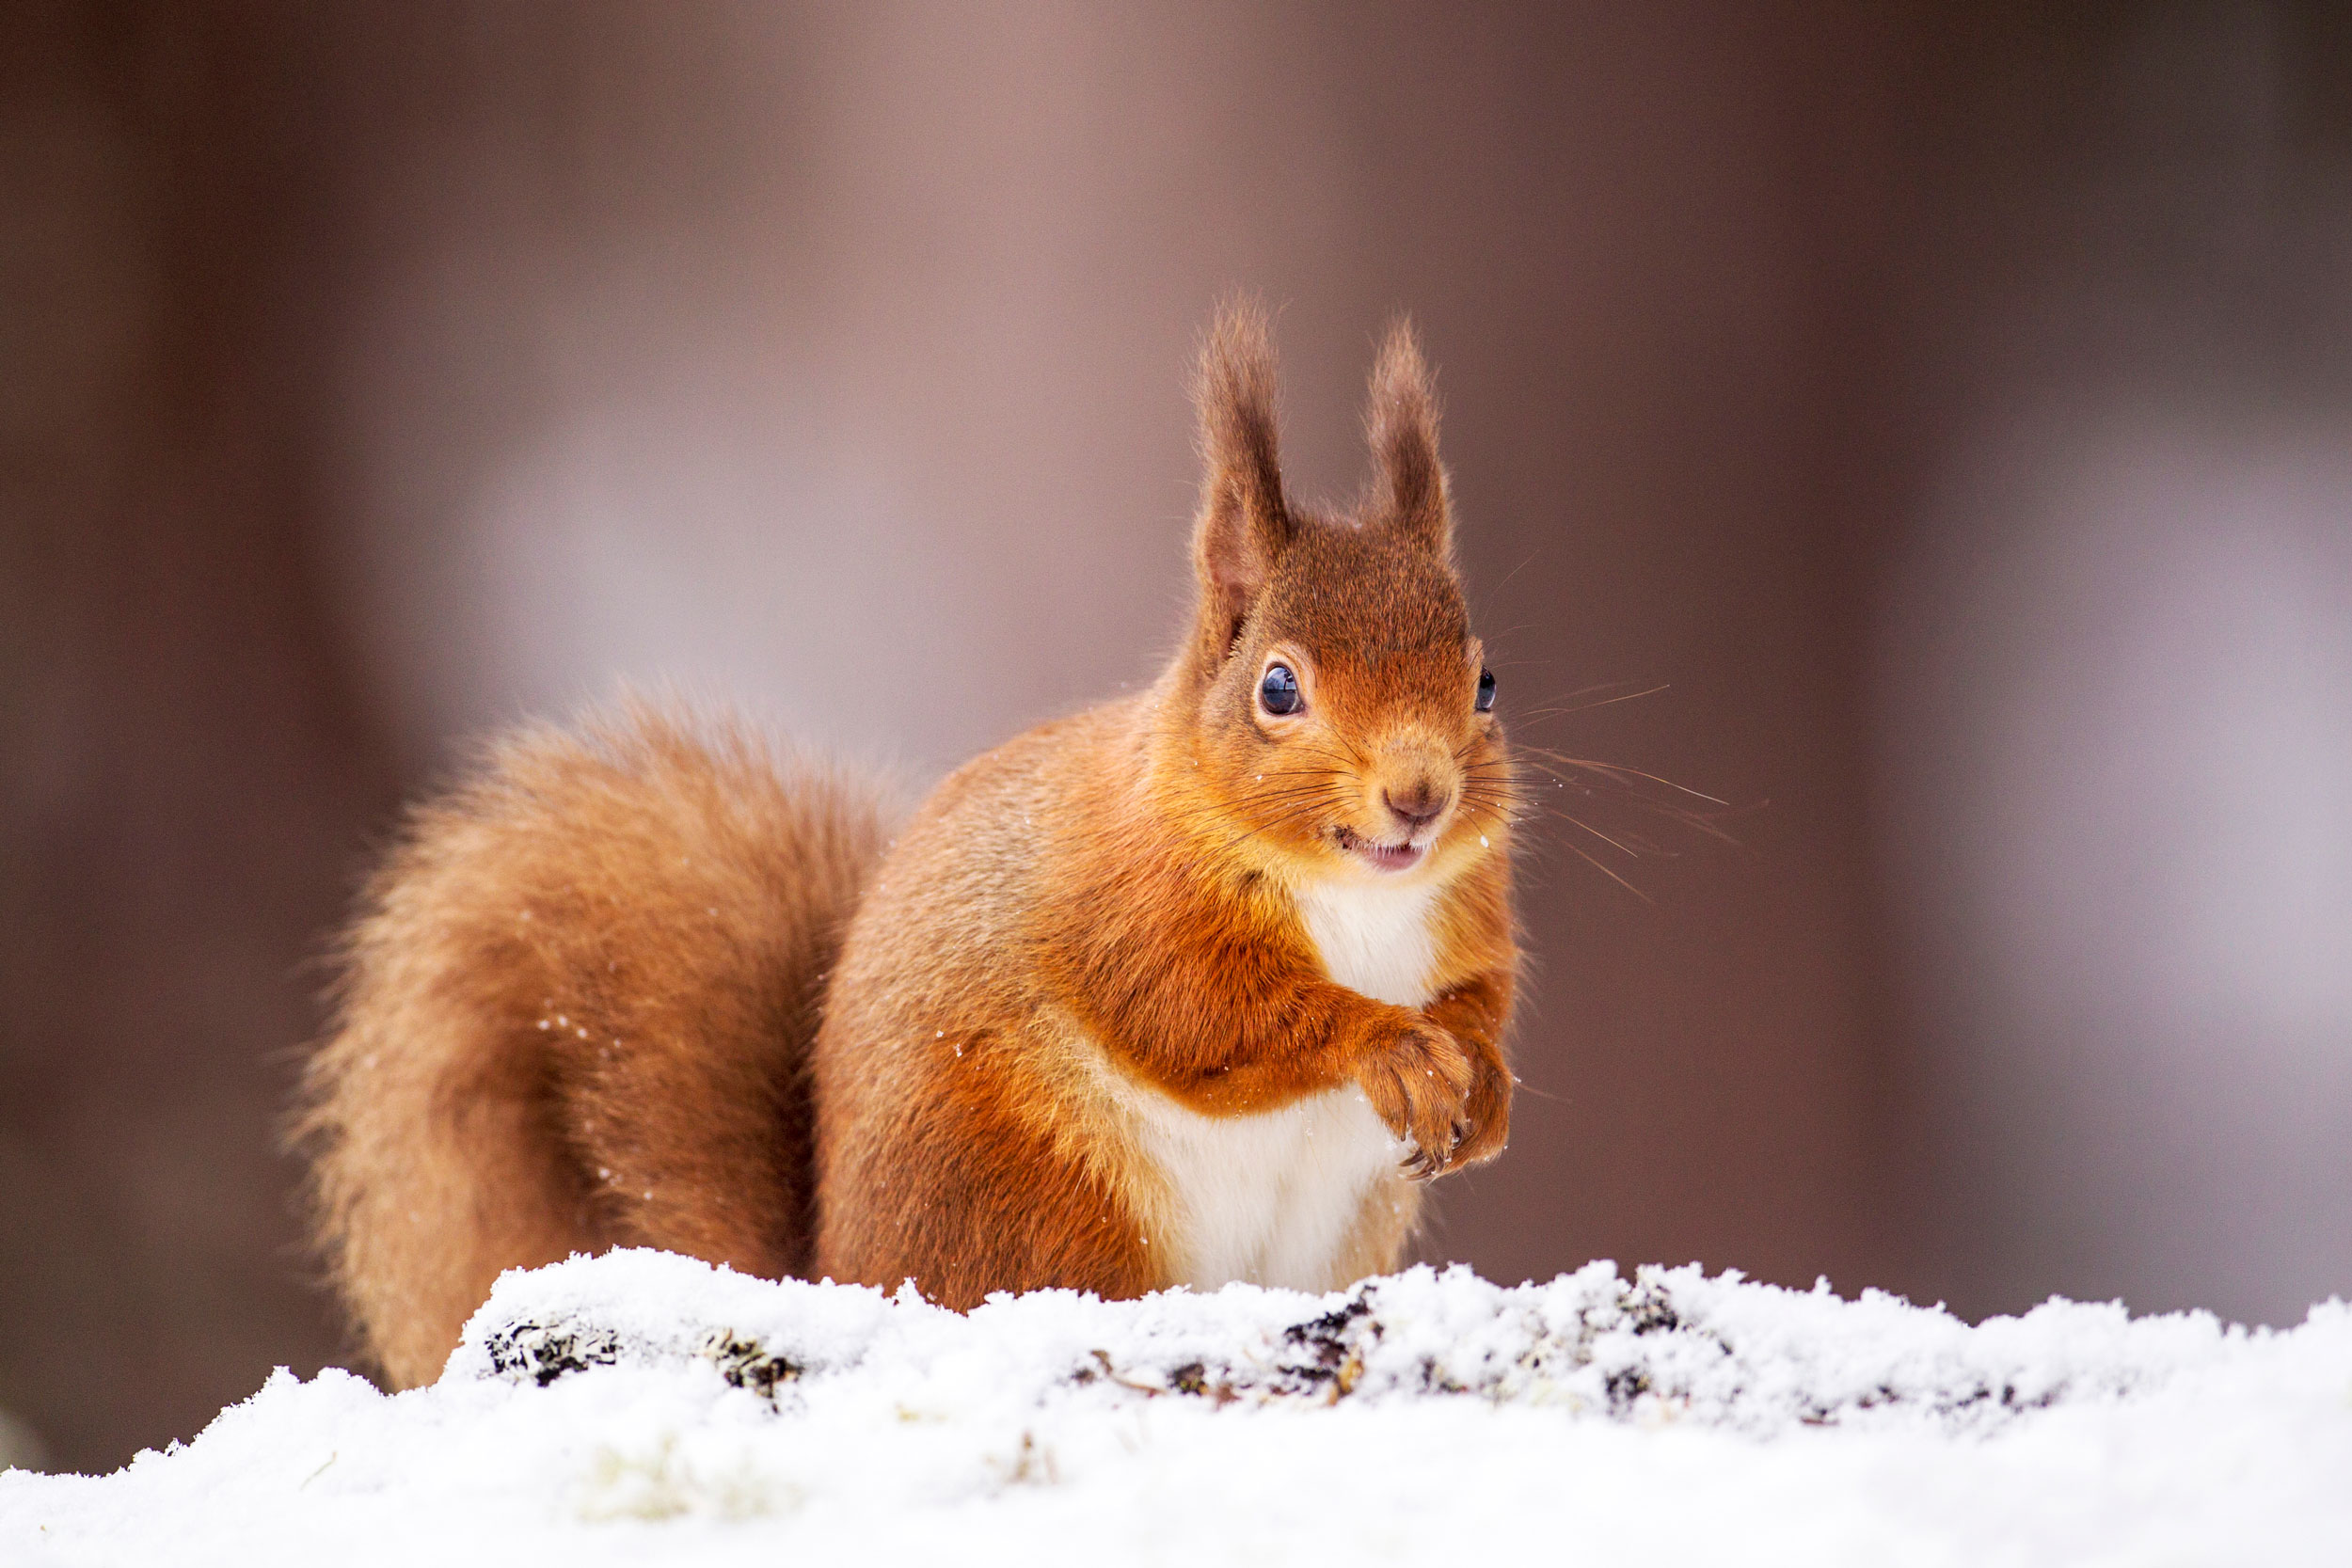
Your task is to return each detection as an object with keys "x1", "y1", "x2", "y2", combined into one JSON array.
[{"x1": 294, "y1": 701, "x2": 892, "y2": 1387}]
